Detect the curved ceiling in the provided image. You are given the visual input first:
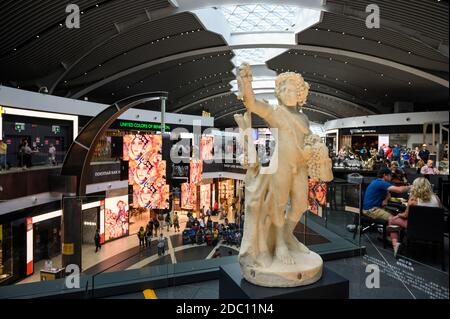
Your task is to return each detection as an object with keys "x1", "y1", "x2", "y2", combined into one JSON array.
[{"x1": 0, "y1": 0, "x2": 448, "y2": 128}]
